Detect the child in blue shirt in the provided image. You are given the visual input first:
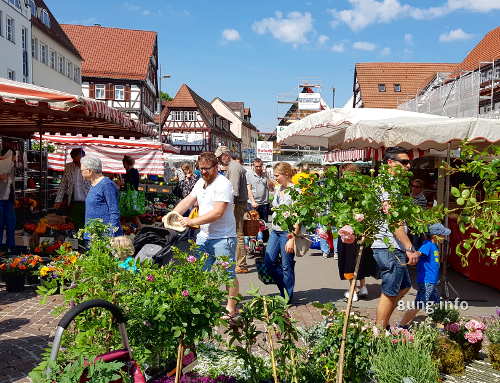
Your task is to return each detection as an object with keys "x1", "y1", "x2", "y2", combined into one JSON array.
[{"x1": 399, "y1": 223, "x2": 451, "y2": 327}]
